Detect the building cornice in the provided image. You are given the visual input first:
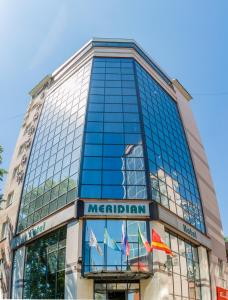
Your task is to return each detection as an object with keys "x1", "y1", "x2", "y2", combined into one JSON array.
[
  {"x1": 28, "y1": 38, "x2": 192, "y2": 104},
  {"x1": 172, "y1": 78, "x2": 192, "y2": 101},
  {"x1": 29, "y1": 75, "x2": 52, "y2": 98}
]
